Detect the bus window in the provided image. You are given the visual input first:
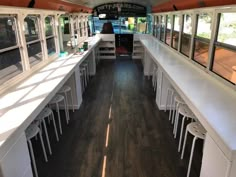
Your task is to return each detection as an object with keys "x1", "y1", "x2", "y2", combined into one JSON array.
[
  {"x1": 192, "y1": 13, "x2": 212, "y2": 67},
  {"x1": 172, "y1": 15, "x2": 180, "y2": 50},
  {"x1": 160, "y1": 15, "x2": 165, "y2": 42},
  {"x1": 180, "y1": 14, "x2": 192, "y2": 57},
  {"x1": 212, "y1": 13, "x2": 236, "y2": 84},
  {"x1": 0, "y1": 15, "x2": 22, "y2": 84},
  {"x1": 24, "y1": 15, "x2": 43, "y2": 67},
  {"x1": 45, "y1": 16, "x2": 56, "y2": 55},
  {"x1": 165, "y1": 15, "x2": 171, "y2": 46}
]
